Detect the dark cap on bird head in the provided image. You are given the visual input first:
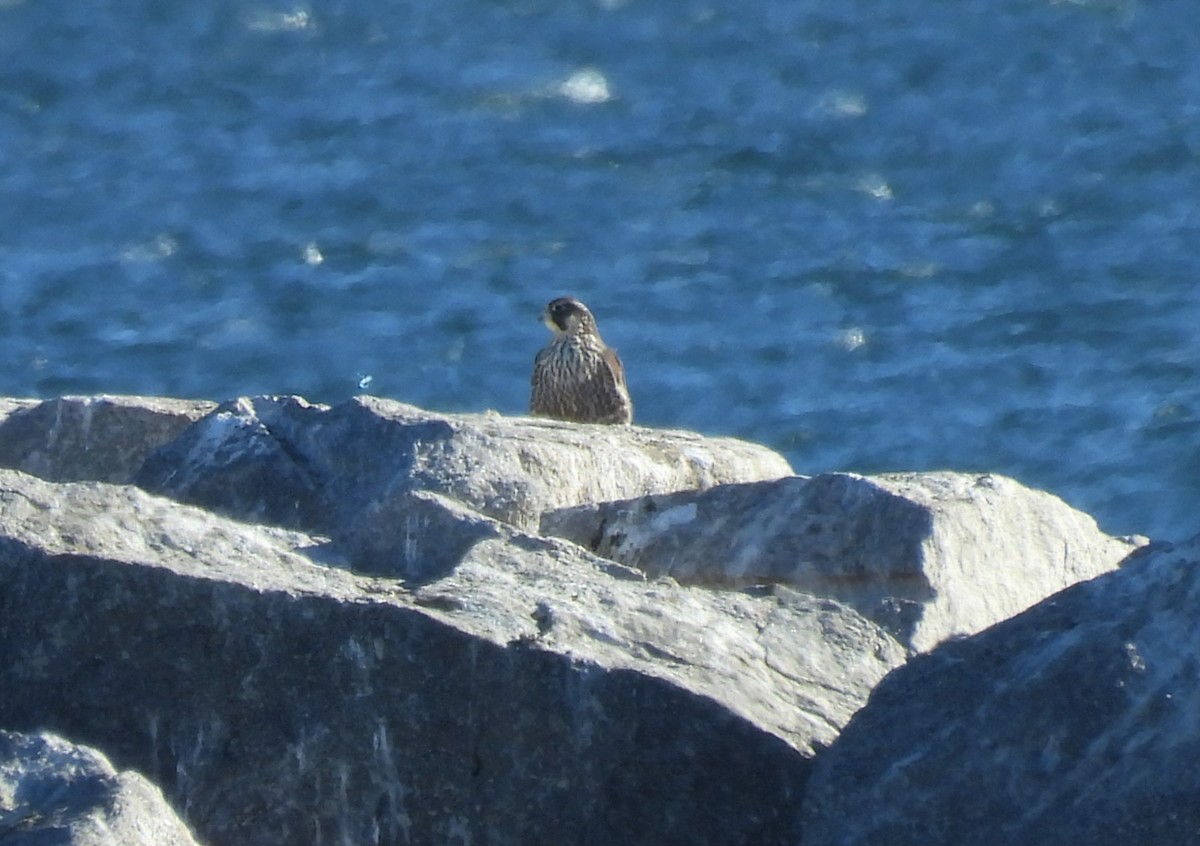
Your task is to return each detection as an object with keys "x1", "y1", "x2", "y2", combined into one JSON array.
[{"x1": 541, "y1": 297, "x2": 595, "y2": 333}]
